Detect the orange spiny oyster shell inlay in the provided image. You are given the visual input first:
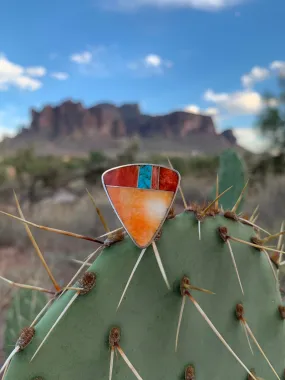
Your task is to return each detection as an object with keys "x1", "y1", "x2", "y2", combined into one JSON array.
[{"x1": 102, "y1": 164, "x2": 180, "y2": 248}]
